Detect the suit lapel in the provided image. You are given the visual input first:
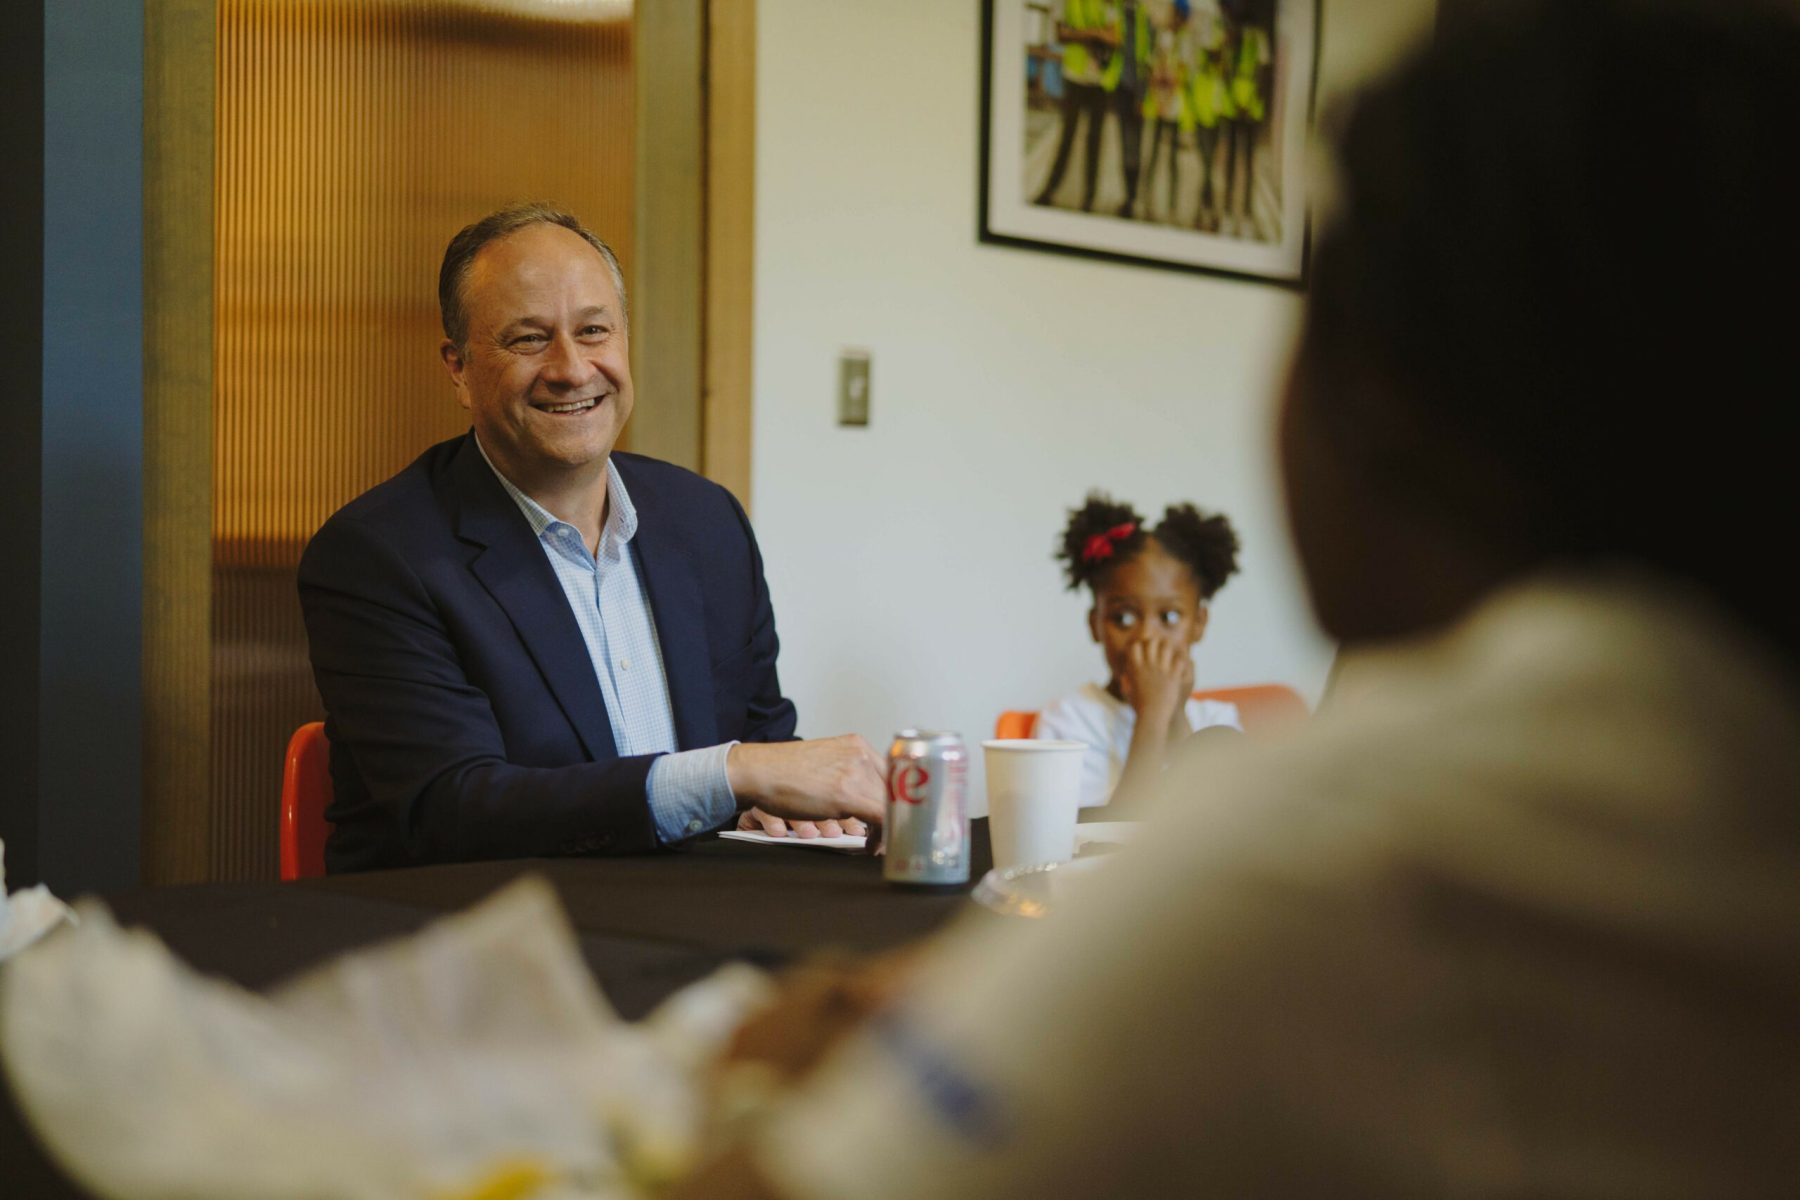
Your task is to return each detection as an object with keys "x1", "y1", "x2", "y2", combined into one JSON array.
[
  {"x1": 448, "y1": 436, "x2": 618, "y2": 761},
  {"x1": 618, "y1": 457, "x2": 719, "y2": 751}
]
